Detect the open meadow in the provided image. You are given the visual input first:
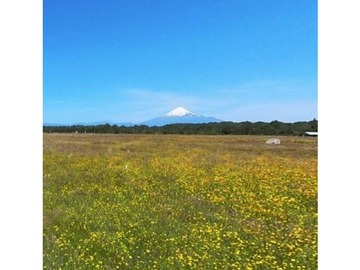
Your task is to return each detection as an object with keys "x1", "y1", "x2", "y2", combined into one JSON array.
[{"x1": 43, "y1": 134, "x2": 317, "y2": 269}]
